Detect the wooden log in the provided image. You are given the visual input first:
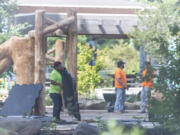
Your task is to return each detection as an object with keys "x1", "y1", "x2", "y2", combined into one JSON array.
[
  {"x1": 0, "y1": 37, "x2": 35, "y2": 84},
  {"x1": 47, "y1": 47, "x2": 55, "y2": 55},
  {"x1": 66, "y1": 10, "x2": 77, "y2": 81},
  {"x1": 0, "y1": 58, "x2": 13, "y2": 75},
  {"x1": 0, "y1": 39, "x2": 11, "y2": 60},
  {"x1": 46, "y1": 29, "x2": 63, "y2": 37},
  {"x1": 46, "y1": 61, "x2": 54, "y2": 65},
  {"x1": 55, "y1": 40, "x2": 65, "y2": 65},
  {"x1": 9, "y1": 37, "x2": 35, "y2": 84},
  {"x1": 34, "y1": 10, "x2": 46, "y2": 115},
  {"x1": 55, "y1": 39, "x2": 65, "y2": 110},
  {"x1": 46, "y1": 54, "x2": 55, "y2": 62},
  {"x1": 43, "y1": 16, "x2": 75, "y2": 35},
  {"x1": 45, "y1": 17, "x2": 57, "y2": 25}
]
